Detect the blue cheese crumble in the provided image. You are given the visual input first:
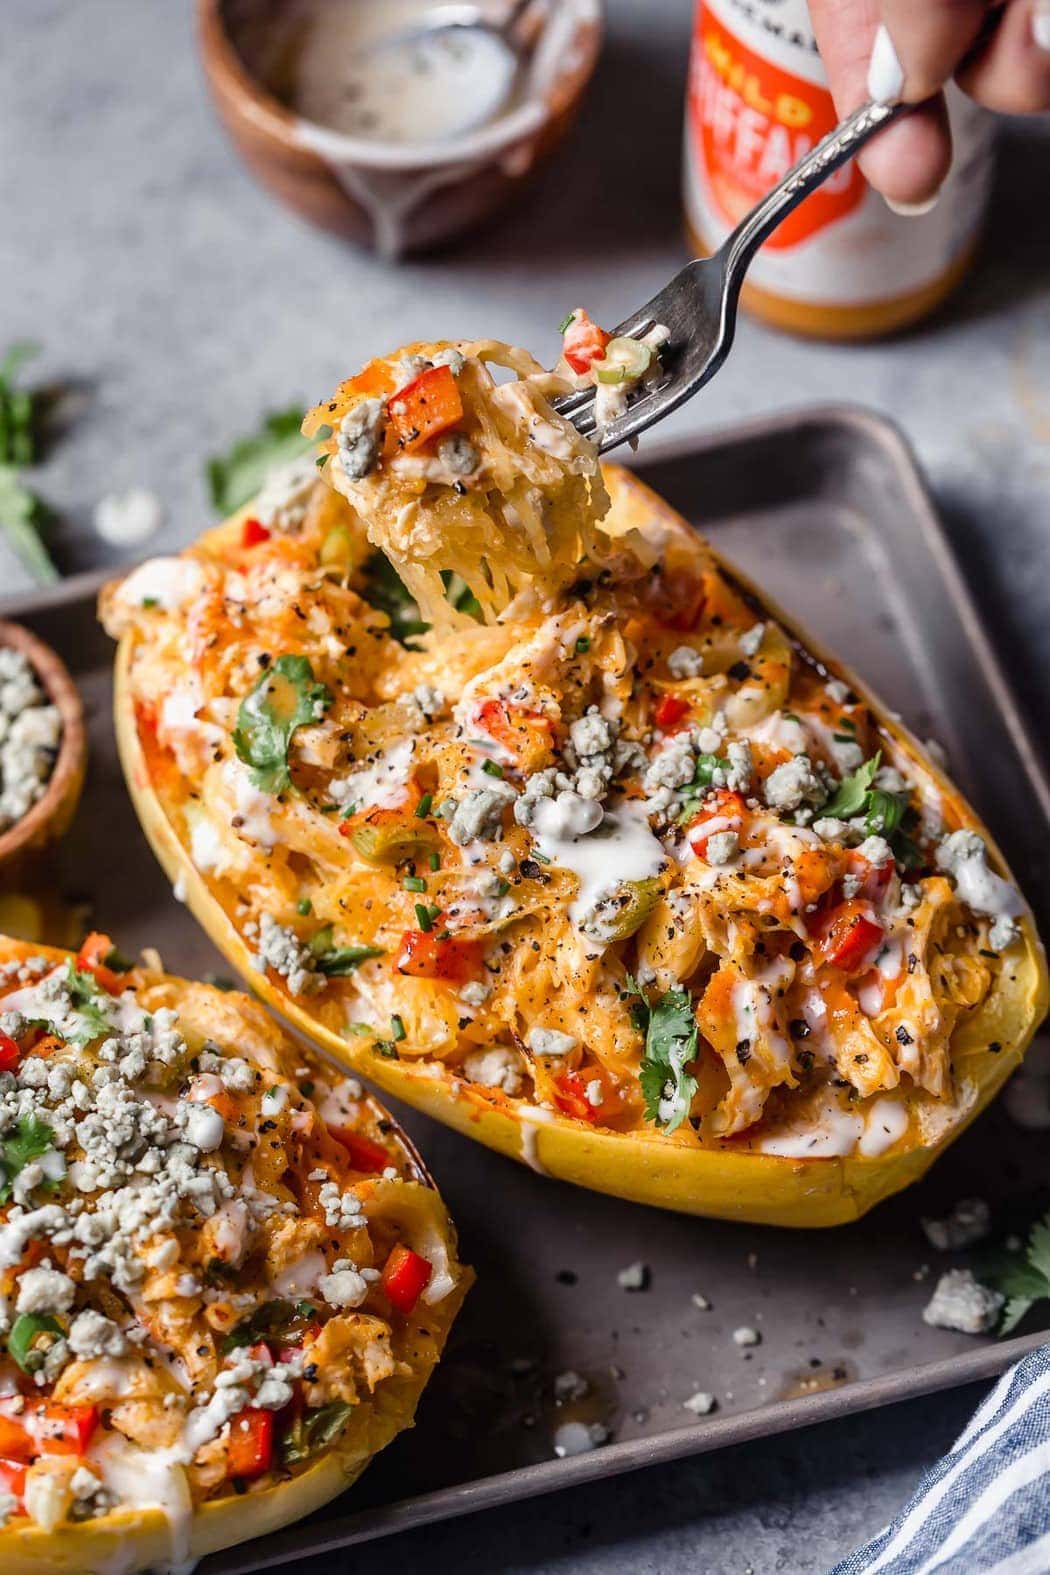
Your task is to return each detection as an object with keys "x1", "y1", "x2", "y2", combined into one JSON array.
[{"x1": 0, "y1": 647, "x2": 62, "y2": 833}]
